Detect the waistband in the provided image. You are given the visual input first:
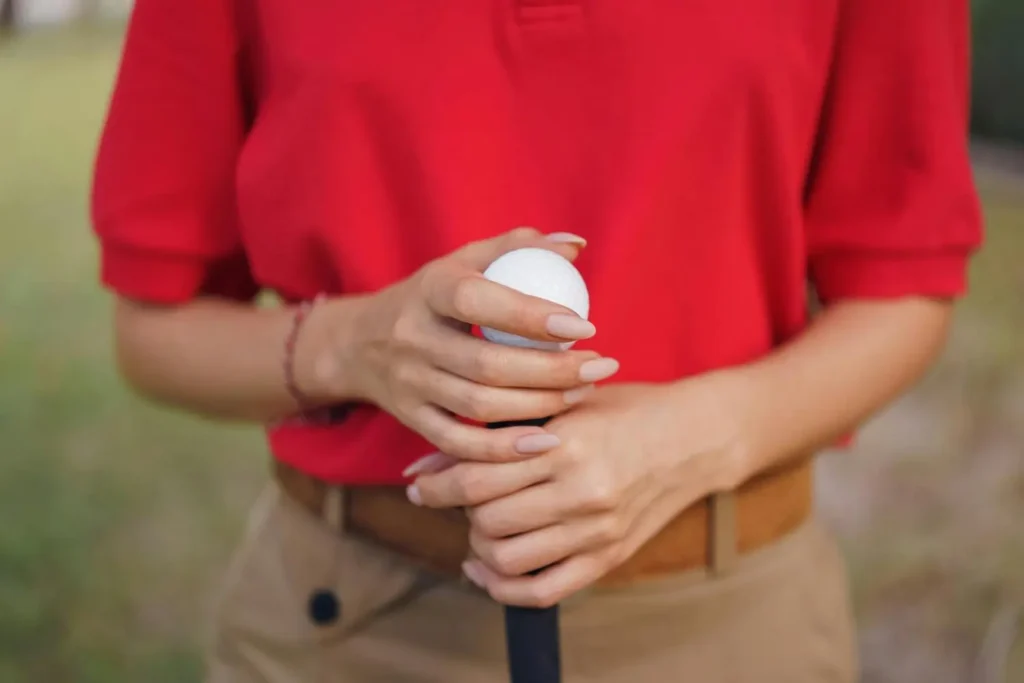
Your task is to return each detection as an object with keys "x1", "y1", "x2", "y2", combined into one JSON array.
[{"x1": 273, "y1": 455, "x2": 814, "y2": 585}]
